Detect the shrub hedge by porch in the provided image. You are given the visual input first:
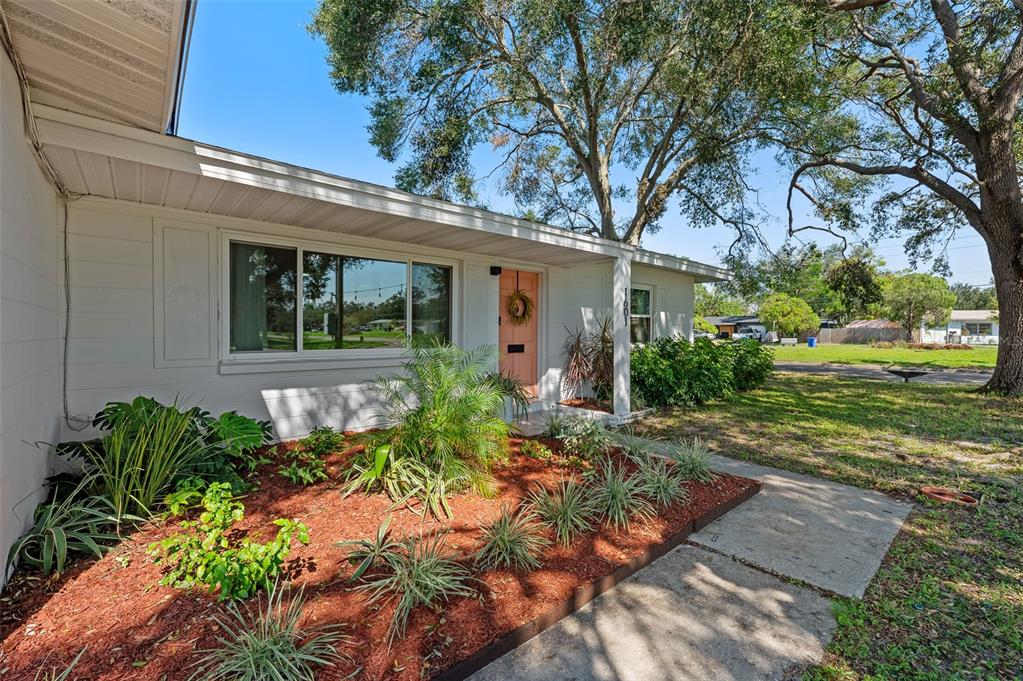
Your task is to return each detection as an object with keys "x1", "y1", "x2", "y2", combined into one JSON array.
[{"x1": 631, "y1": 338, "x2": 773, "y2": 409}]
